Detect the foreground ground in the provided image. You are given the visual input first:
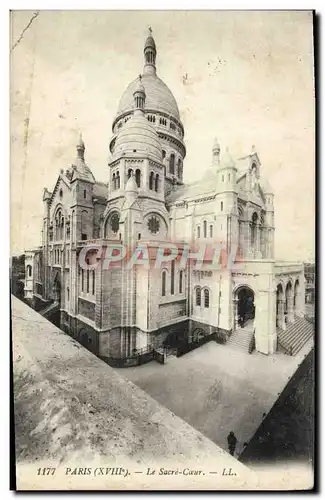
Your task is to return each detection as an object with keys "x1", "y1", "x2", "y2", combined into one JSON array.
[
  {"x1": 117, "y1": 338, "x2": 313, "y2": 455},
  {"x1": 12, "y1": 297, "x2": 254, "y2": 490}
]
